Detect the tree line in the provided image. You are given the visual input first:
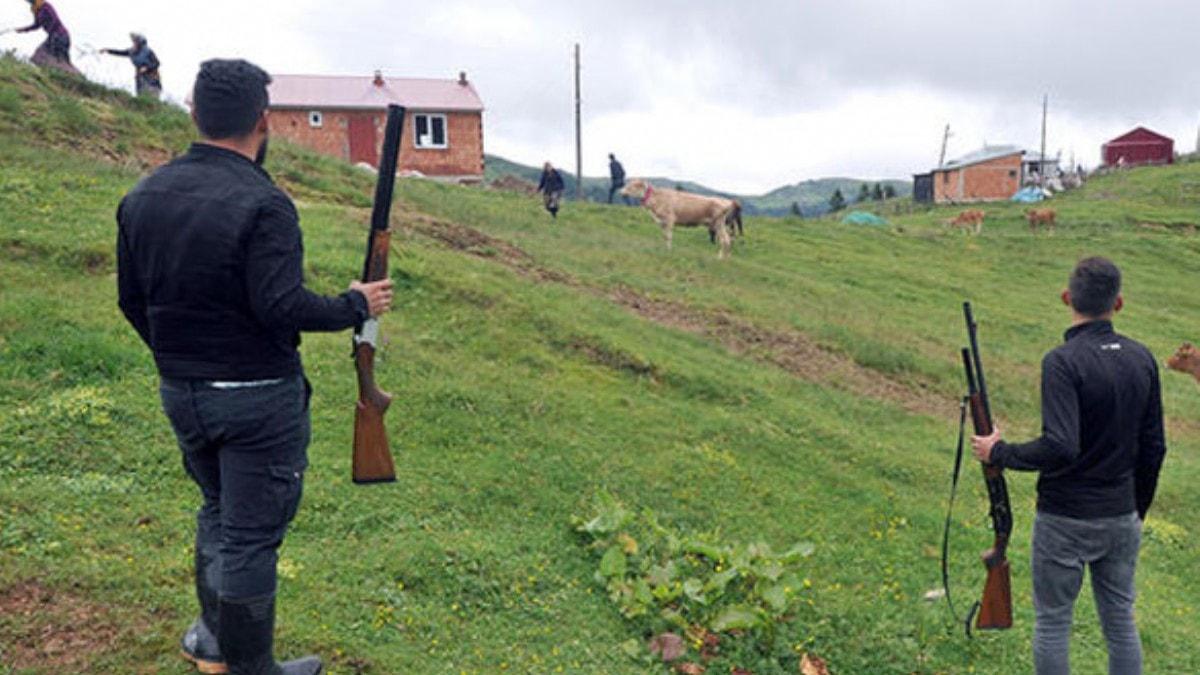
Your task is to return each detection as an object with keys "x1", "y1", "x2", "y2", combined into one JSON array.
[{"x1": 826, "y1": 183, "x2": 897, "y2": 213}]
